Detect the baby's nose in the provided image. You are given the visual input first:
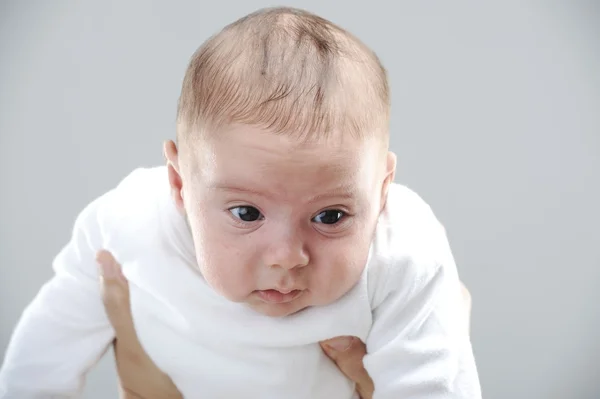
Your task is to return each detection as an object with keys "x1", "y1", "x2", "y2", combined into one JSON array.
[{"x1": 265, "y1": 236, "x2": 309, "y2": 270}]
